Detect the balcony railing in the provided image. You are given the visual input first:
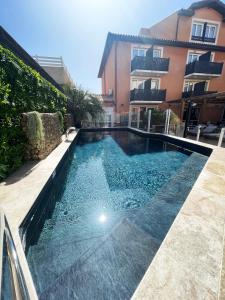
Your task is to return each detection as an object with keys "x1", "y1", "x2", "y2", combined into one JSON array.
[
  {"x1": 182, "y1": 90, "x2": 217, "y2": 98},
  {"x1": 191, "y1": 35, "x2": 215, "y2": 43},
  {"x1": 185, "y1": 60, "x2": 223, "y2": 76},
  {"x1": 130, "y1": 88, "x2": 166, "y2": 102},
  {"x1": 131, "y1": 56, "x2": 169, "y2": 73}
]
